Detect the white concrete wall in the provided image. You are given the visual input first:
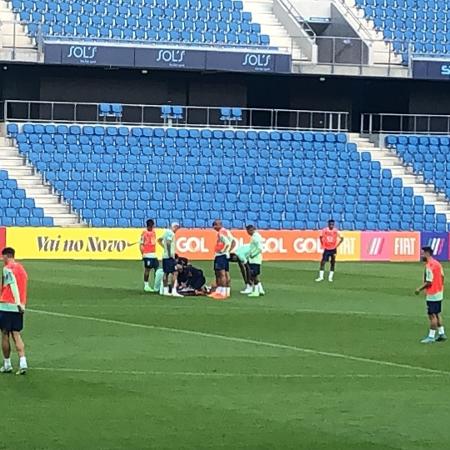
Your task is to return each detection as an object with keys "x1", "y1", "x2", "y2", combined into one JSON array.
[{"x1": 291, "y1": 0, "x2": 331, "y2": 20}]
